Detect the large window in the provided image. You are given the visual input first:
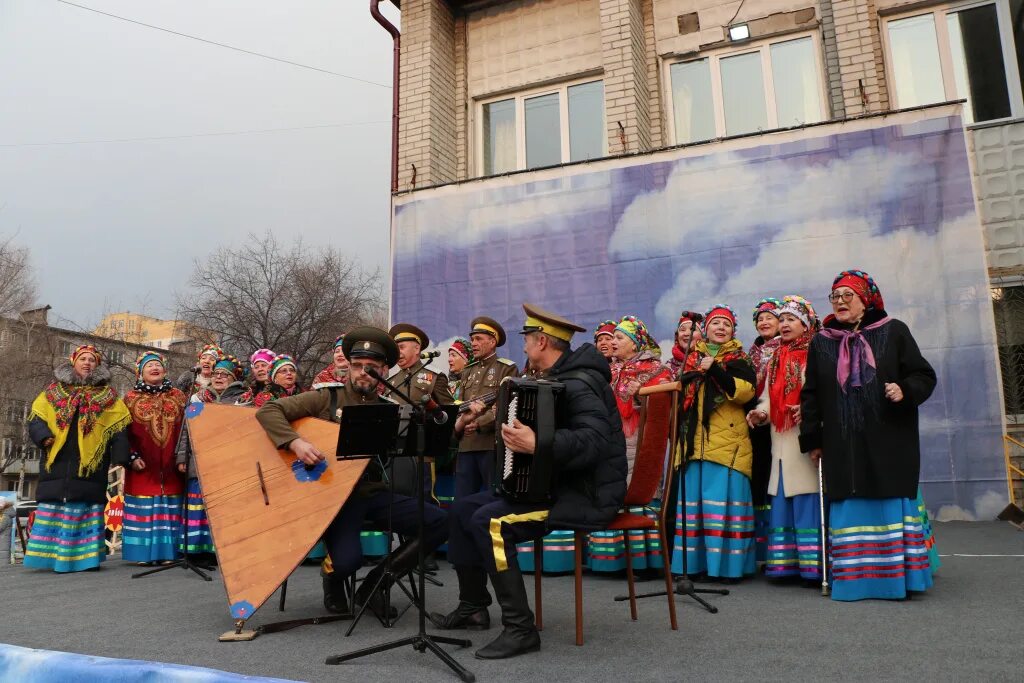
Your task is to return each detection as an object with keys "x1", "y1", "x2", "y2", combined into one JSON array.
[
  {"x1": 884, "y1": 0, "x2": 1024, "y2": 124},
  {"x1": 480, "y1": 79, "x2": 606, "y2": 175},
  {"x1": 668, "y1": 34, "x2": 826, "y2": 144}
]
